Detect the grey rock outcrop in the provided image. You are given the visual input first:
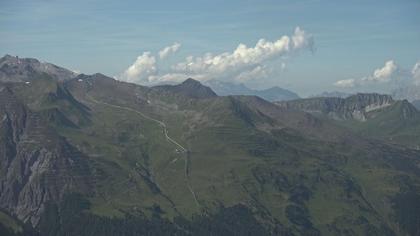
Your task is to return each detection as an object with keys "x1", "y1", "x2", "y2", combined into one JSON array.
[
  {"x1": 0, "y1": 85, "x2": 92, "y2": 225},
  {"x1": 276, "y1": 93, "x2": 395, "y2": 121}
]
